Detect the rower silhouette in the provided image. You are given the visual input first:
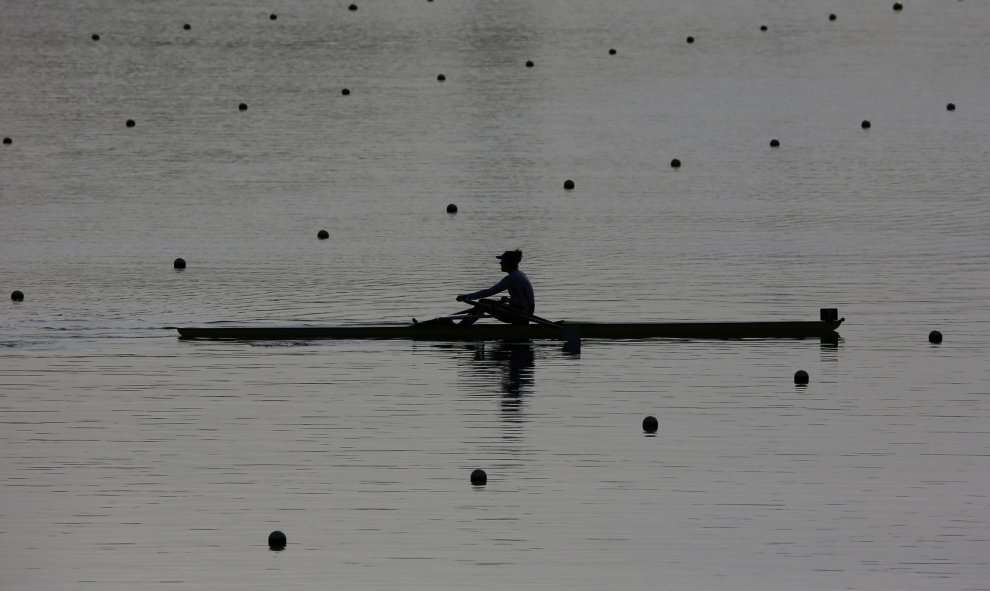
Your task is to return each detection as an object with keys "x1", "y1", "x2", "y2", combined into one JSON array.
[{"x1": 456, "y1": 250, "x2": 535, "y2": 325}]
